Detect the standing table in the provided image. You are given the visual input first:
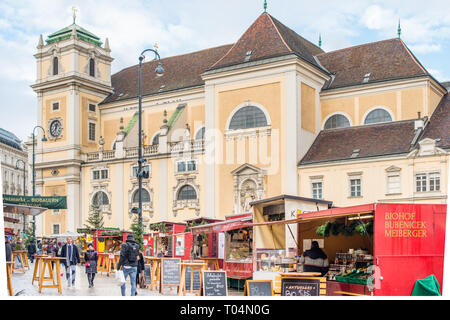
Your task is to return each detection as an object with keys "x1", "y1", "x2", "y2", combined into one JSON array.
[
  {"x1": 195, "y1": 258, "x2": 220, "y2": 271},
  {"x1": 38, "y1": 257, "x2": 65, "y2": 294},
  {"x1": 12, "y1": 250, "x2": 30, "y2": 273},
  {"x1": 6, "y1": 261, "x2": 14, "y2": 296},
  {"x1": 178, "y1": 262, "x2": 207, "y2": 296},
  {"x1": 32, "y1": 254, "x2": 48, "y2": 285}
]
